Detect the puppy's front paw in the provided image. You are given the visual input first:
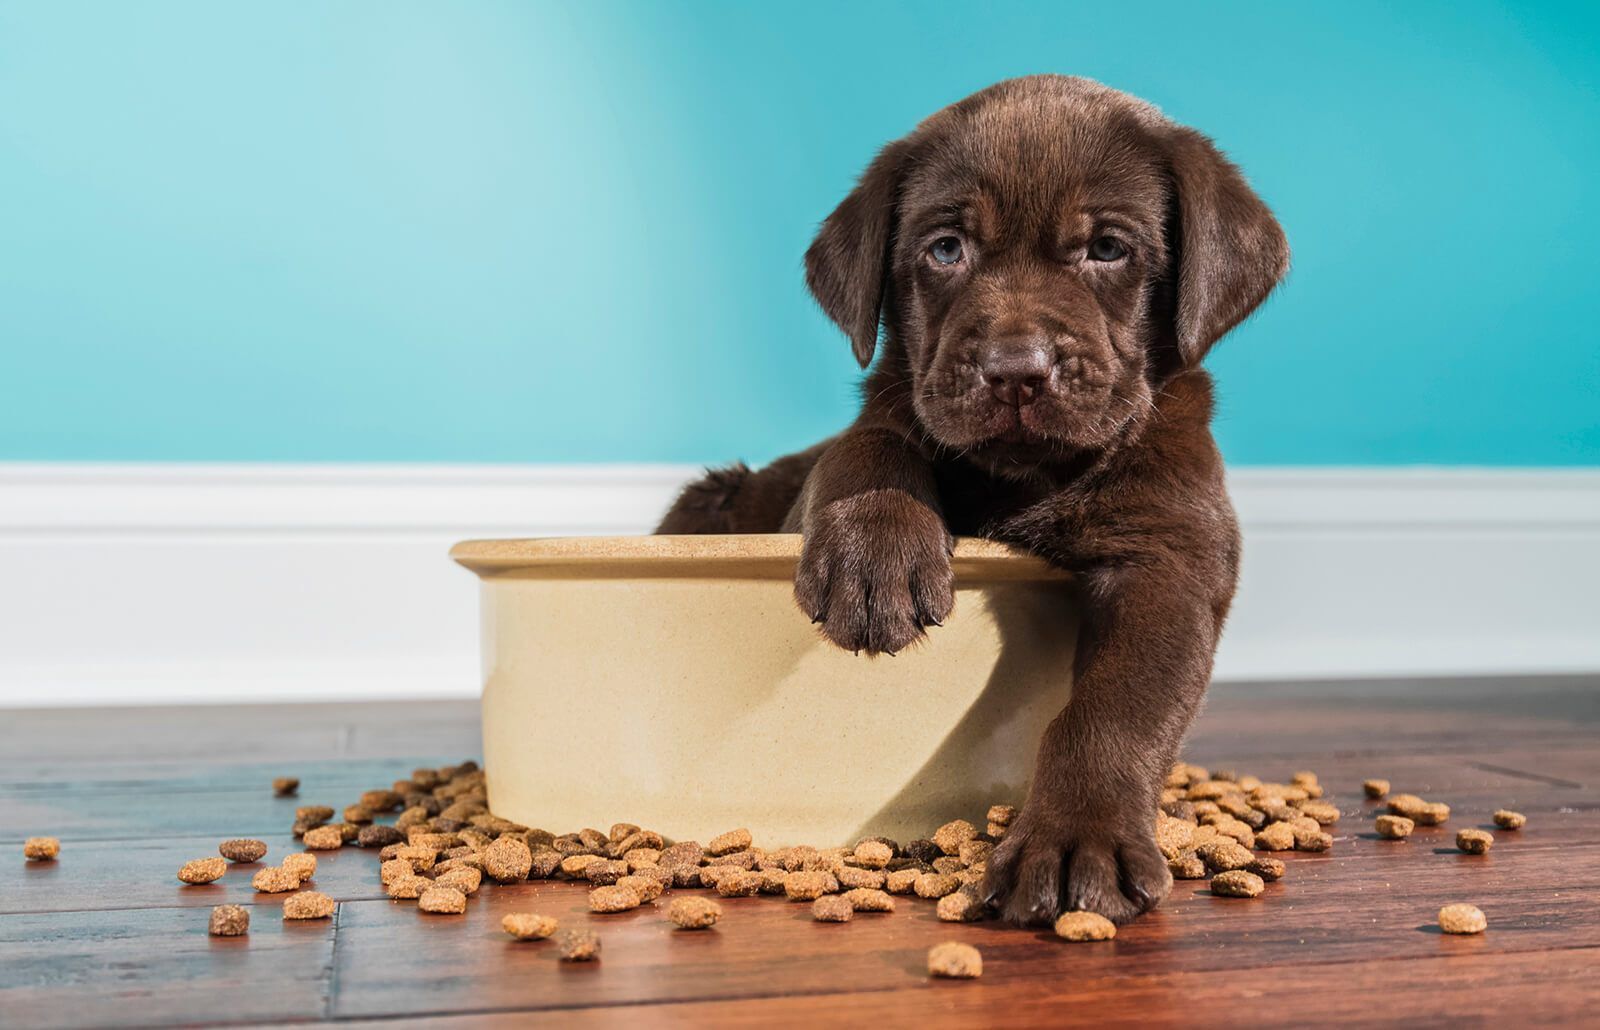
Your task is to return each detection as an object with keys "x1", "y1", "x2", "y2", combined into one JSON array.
[
  {"x1": 793, "y1": 491, "x2": 953, "y2": 655},
  {"x1": 982, "y1": 802, "x2": 1172, "y2": 926}
]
